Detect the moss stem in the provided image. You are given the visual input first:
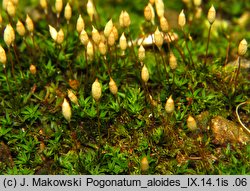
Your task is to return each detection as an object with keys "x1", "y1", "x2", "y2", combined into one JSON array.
[
  {"x1": 159, "y1": 47, "x2": 168, "y2": 82},
  {"x1": 167, "y1": 32, "x2": 186, "y2": 64},
  {"x1": 204, "y1": 24, "x2": 212, "y2": 67},
  {"x1": 3, "y1": 66, "x2": 11, "y2": 92},
  {"x1": 96, "y1": 101, "x2": 102, "y2": 148},
  {"x1": 182, "y1": 29, "x2": 194, "y2": 68},
  {"x1": 8, "y1": 47, "x2": 16, "y2": 84},
  {"x1": 13, "y1": 43, "x2": 23, "y2": 78},
  {"x1": 234, "y1": 56, "x2": 241, "y2": 91}
]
